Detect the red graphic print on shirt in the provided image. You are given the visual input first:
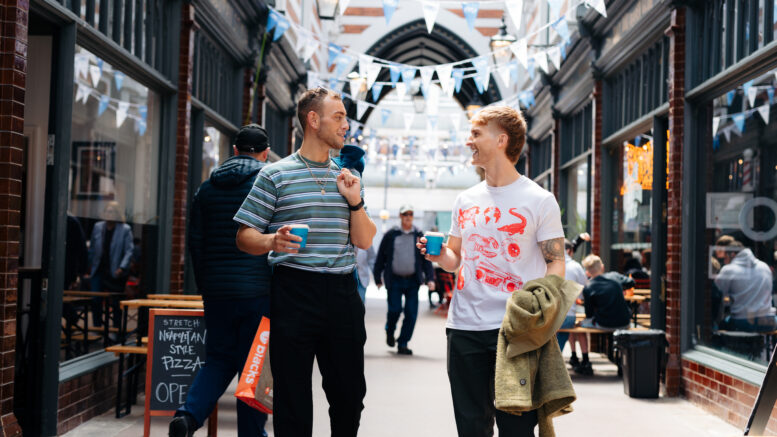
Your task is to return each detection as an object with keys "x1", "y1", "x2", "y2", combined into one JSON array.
[
  {"x1": 483, "y1": 207, "x2": 501, "y2": 224},
  {"x1": 497, "y1": 208, "x2": 528, "y2": 236},
  {"x1": 473, "y1": 261, "x2": 524, "y2": 293},
  {"x1": 458, "y1": 206, "x2": 480, "y2": 230},
  {"x1": 501, "y1": 237, "x2": 521, "y2": 262},
  {"x1": 457, "y1": 264, "x2": 470, "y2": 290},
  {"x1": 465, "y1": 234, "x2": 499, "y2": 260}
]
